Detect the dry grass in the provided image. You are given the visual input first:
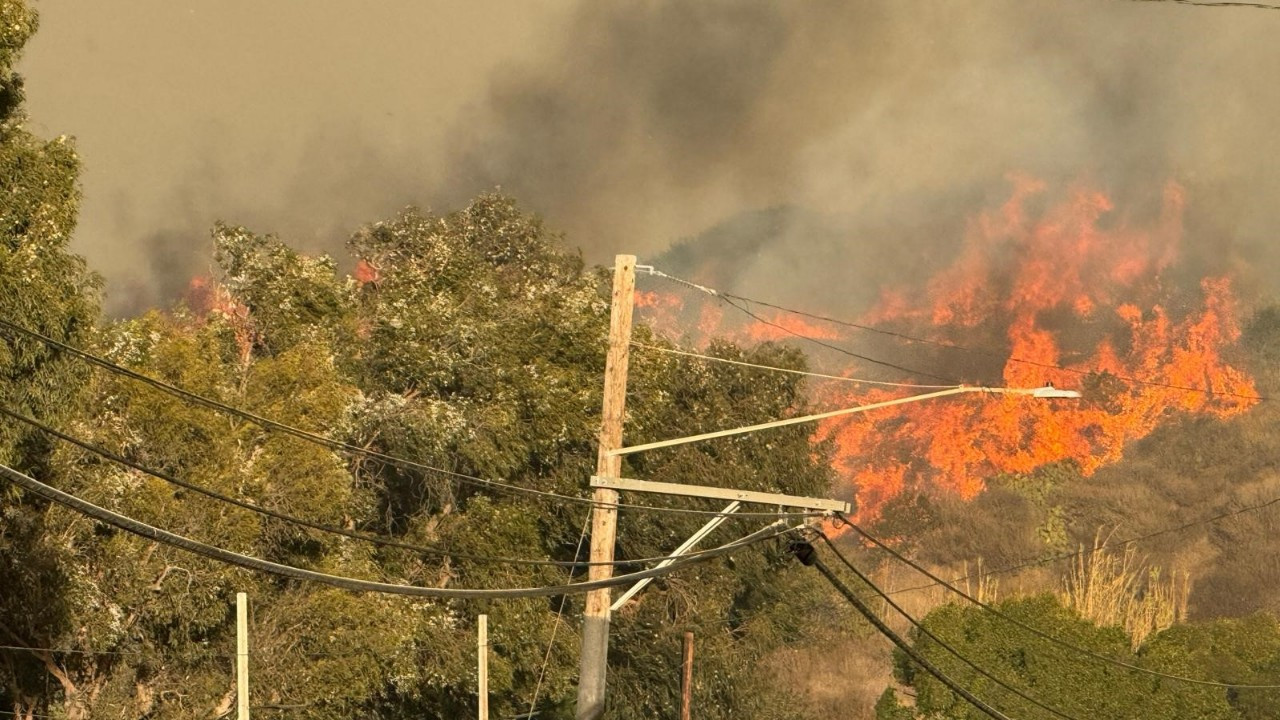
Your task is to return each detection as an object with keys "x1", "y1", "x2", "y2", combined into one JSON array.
[
  {"x1": 780, "y1": 540, "x2": 1191, "y2": 717},
  {"x1": 765, "y1": 630, "x2": 894, "y2": 720},
  {"x1": 960, "y1": 557, "x2": 999, "y2": 605},
  {"x1": 1058, "y1": 530, "x2": 1189, "y2": 649}
]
